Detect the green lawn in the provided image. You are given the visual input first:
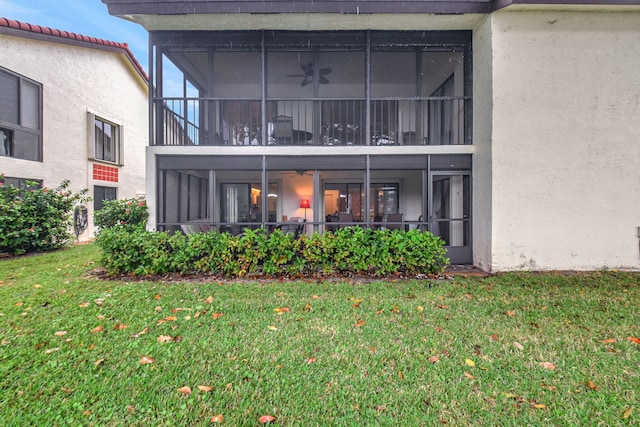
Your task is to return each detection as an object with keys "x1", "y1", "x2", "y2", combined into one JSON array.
[{"x1": 0, "y1": 244, "x2": 638, "y2": 426}]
